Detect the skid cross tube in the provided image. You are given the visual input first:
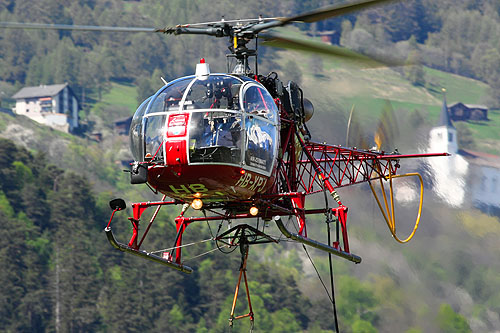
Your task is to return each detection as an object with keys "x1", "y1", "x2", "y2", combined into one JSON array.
[{"x1": 274, "y1": 216, "x2": 361, "y2": 264}]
